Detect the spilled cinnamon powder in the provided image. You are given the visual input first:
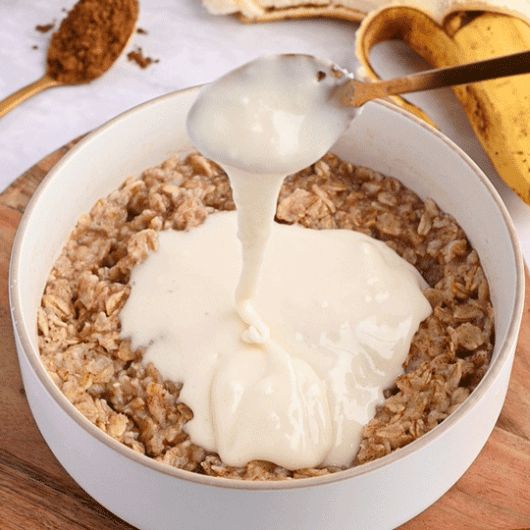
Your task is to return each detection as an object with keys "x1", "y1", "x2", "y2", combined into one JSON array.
[
  {"x1": 47, "y1": 0, "x2": 138, "y2": 83},
  {"x1": 127, "y1": 46, "x2": 159, "y2": 69},
  {"x1": 35, "y1": 22, "x2": 55, "y2": 33}
]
